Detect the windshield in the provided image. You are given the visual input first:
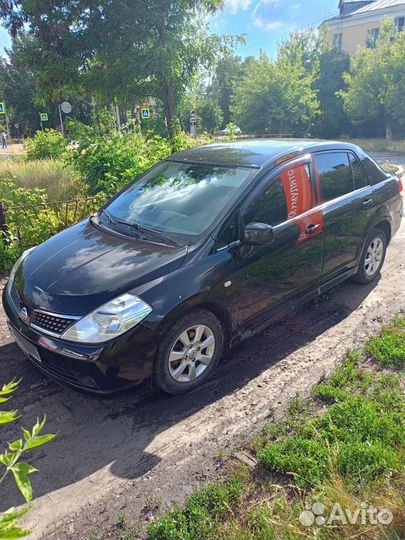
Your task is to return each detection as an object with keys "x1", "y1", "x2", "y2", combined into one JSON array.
[{"x1": 102, "y1": 161, "x2": 255, "y2": 241}]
